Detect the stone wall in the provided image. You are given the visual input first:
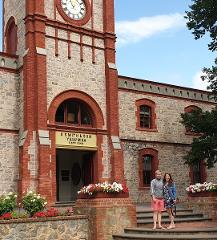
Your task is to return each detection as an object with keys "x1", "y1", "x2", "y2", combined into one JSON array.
[
  {"x1": 118, "y1": 90, "x2": 215, "y2": 144},
  {"x1": 118, "y1": 87, "x2": 217, "y2": 203},
  {"x1": 0, "y1": 216, "x2": 89, "y2": 240},
  {"x1": 0, "y1": 133, "x2": 19, "y2": 194},
  {"x1": 0, "y1": 71, "x2": 20, "y2": 130},
  {"x1": 0, "y1": 69, "x2": 20, "y2": 195},
  {"x1": 46, "y1": 31, "x2": 106, "y2": 129},
  {"x1": 122, "y1": 141, "x2": 192, "y2": 203}
]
